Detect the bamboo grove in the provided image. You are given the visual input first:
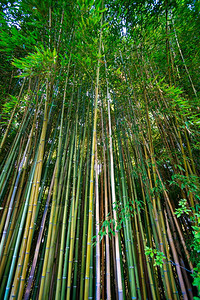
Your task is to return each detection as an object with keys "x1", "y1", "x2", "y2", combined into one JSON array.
[{"x1": 0, "y1": 0, "x2": 200, "y2": 299}]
